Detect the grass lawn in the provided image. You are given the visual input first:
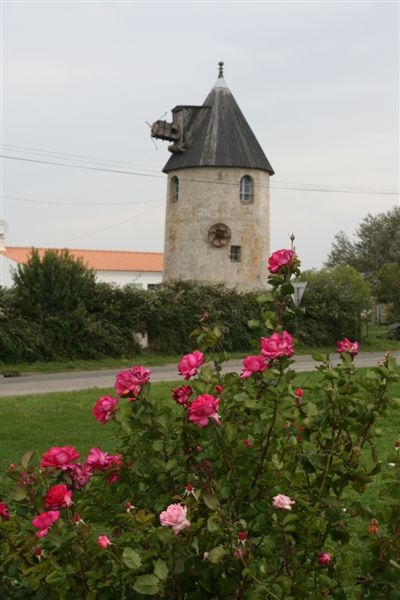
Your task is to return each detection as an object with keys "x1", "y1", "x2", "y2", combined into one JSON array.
[
  {"x1": 1, "y1": 371, "x2": 399, "y2": 483},
  {"x1": 0, "y1": 381, "x2": 181, "y2": 476}
]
